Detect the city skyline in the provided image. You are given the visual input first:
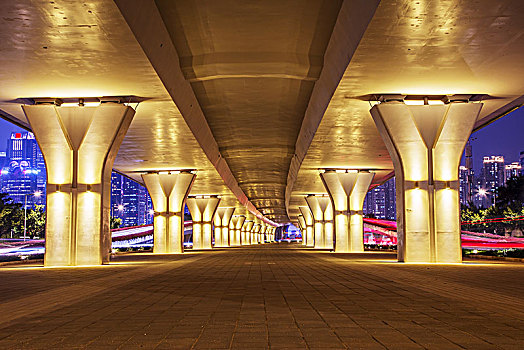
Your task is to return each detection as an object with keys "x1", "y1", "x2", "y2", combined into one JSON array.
[{"x1": 461, "y1": 106, "x2": 523, "y2": 173}]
